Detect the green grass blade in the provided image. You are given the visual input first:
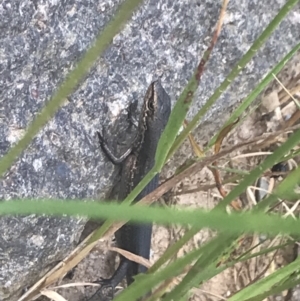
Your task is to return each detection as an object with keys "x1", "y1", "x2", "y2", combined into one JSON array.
[
  {"x1": 149, "y1": 226, "x2": 200, "y2": 273},
  {"x1": 237, "y1": 241, "x2": 293, "y2": 263},
  {"x1": 227, "y1": 256, "x2": 300, "y2": 301},
  {"x1": 208, "y1": 42, "x2": 300, "y2": 148},
  {"x1": 244, "y1": 277, "x2": 300, "y2": 301},
  {"x1": 2, "y1": 197, "x2": 300, "y2": 235},
  {"x1": 112, "y1": 245, "x2": 207, "y2": 301},
  {"x1": 120, "y1": 232, "x2": 238, "y2": 301},
  {"x1": 161, "y1": 233, "x2": 237, "y2": 301},
  {"x1": 216, "y1": 126, "x2": 300, "y2": 210},
  {"x1": 253, "y1": 160, "x2": 300, "y2": 213},
  {"x1": 274, "y1": 165, "x2": 300, "y2": 200}
]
